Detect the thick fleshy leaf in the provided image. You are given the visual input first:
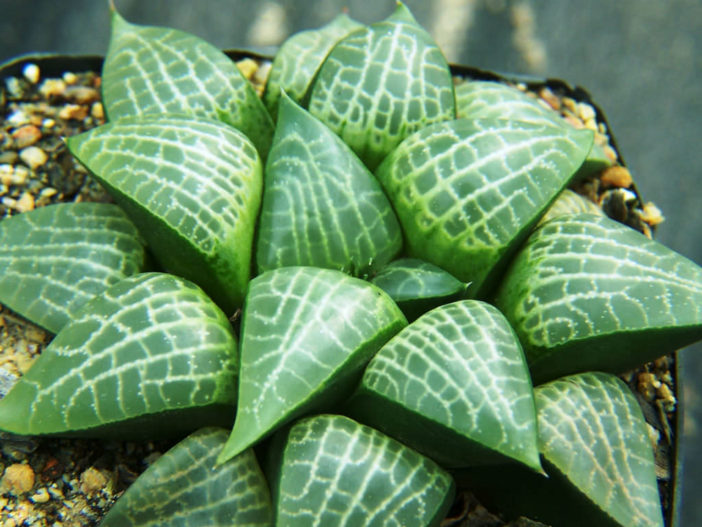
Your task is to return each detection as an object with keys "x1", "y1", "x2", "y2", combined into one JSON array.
[
  {"x1": 101, "y1": 428, "x2": 273, "y2": 527},
  {"x1": 103, "y1": 8, "x2": 273, "y2": 156},
  {"x1": 218, "y1": 267, "x2": 406, "y2": 463},
  {"x1": 67, "y1": 115, "x2": 262, "y2": 314},
  {"x1": 274, "y1": 414, "x2": 454, "y2": 527},
  {"x1": 376, "y1": 118, "x2": 594, "y2": 297},
  {"x1": 262, "y1": 13, "x2": 363, "y2": 120},
  {"x1": 0, "y1": 202, "x2": 146, "y2": 334},
  {"x1": 456, "y1": 80, "x2": 563, "y2": 126},
  {"x1": 455, "y1": 373, "x2": 663, "y2": 526},
  {"x1": 256, "y1": 94, "x2": 402, "y2": 276},
  {"x1": 346, "y1": 300, "x2": 541, "y2": 472},
  {"x1": 495, "y1": 213, "x2": 702, "y2": 383},
  {"x1": 534, "y1": 373, "x2": 663, "y2": 527},
  {"x1": 308, "y1": 2, "x2": 455, "y2": 169},
  {"x1": 370, "y1": 258, "x2": 467, "y2": 320},
  {"x1": 455, "y1": 80, "x2": 613, "y2": 179},
  {"x1": 0, "y1": 273, "x2": 238, "y2": 437},
  {"x1": 539, "y1": 188, "x2": 604, "y2": 225}
]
